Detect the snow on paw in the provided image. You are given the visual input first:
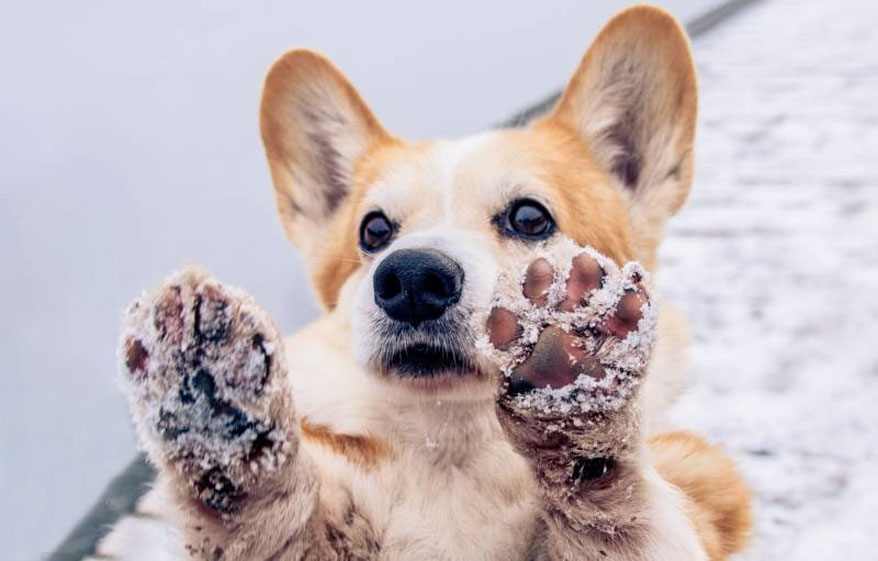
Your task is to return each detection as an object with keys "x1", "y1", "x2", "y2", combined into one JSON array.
[
  {"x1": 119, "y1": 267, "x2": 295, "y2": 514},
  {"x1": 480, "y1": 239, "x2": 657, "y2": 463}
]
